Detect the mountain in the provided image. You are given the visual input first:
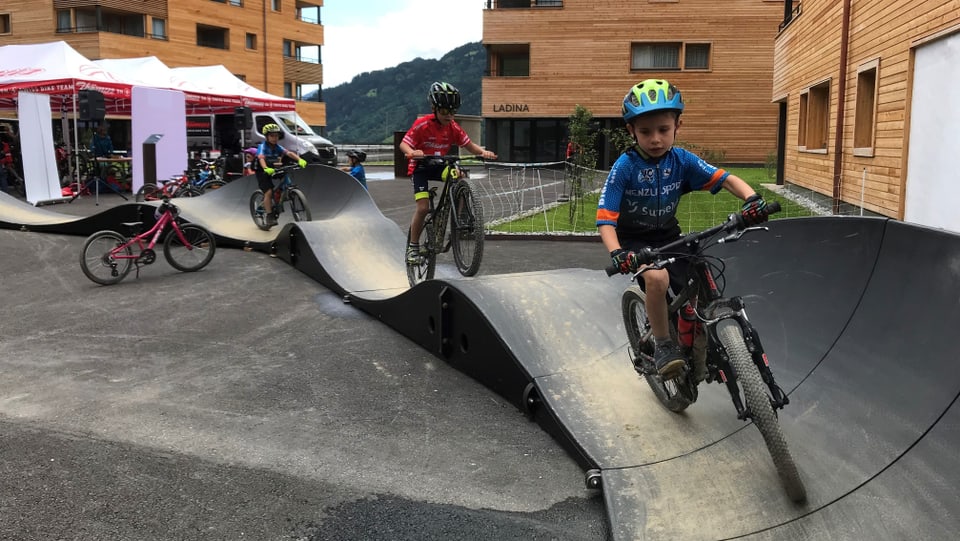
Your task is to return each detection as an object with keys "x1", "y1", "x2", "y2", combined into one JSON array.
[{"x1": 319, "y1": 42, "x2": 485, "y2": 144}]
